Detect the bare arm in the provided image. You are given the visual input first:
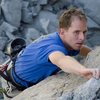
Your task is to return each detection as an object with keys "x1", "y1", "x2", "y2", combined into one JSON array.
[
  {"x1": 49, "y1": 51, "x2": 100, "y2": 79},
  {"x1": 80, "y1": 45, "x2": 92, "y2": 57}
]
